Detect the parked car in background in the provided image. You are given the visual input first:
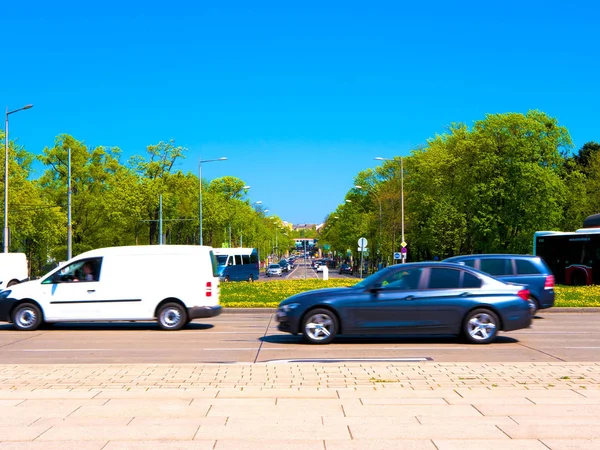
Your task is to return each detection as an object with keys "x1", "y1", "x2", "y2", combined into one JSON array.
[
  {"x1": 279, "y1": 260, "x2": 290, "y2": 272},
  {"x1": 0, "y1": 253, "x2": 29, "y2": 289},
  {"x1": 339, "y1": 263, "x2": 353, "y2": 275},
  {"x1": 444, "y1": 254, "x2": 554, "y2": 315},
  {"x1": 0, "y1": 245, "x2": 222, "y2": 331},
  {"x1": 276, "y1": 262, "x2": 533, "y2": 345},
  {"x1": 266, "y1": 264, "x2": 283, "y2": 277}
]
